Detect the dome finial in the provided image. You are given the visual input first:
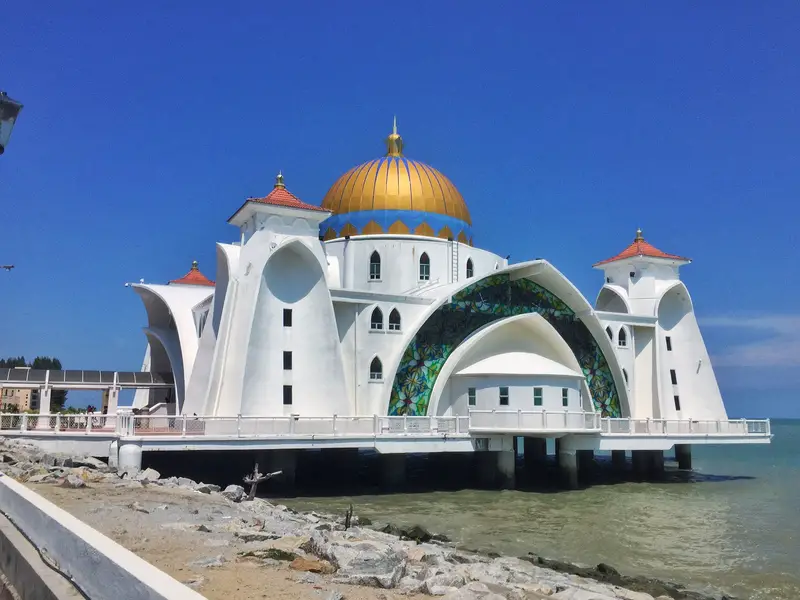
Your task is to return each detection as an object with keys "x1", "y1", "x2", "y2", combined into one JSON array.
[
  {"x1": 191, "y1": 260, "x2": 199, "y2": 270},
  {"x1": 635, "y1": 227, "x2": 644, "y2": 241},
  {"x1": 275, "y1": 171, "x2": 285, "y2": 189},
  {"x1": 385, "y1": 117, "x2": 403, "y2": 157}
]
